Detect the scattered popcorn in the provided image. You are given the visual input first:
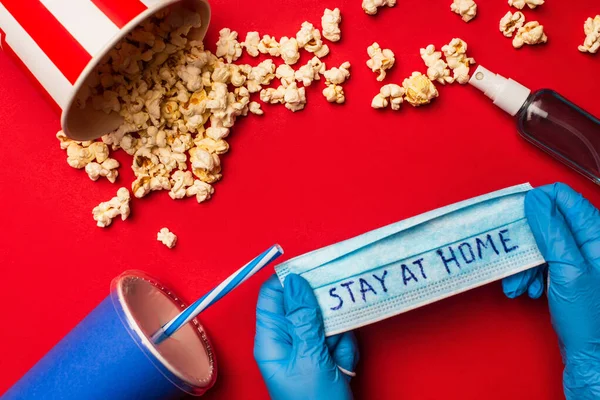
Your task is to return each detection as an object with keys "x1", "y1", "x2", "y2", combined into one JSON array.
[
  {"x1": 276, "y1": 64, "x2": 297, "y2": 87},
  {"x1": 323, "y1": 62, "x2": 351, "y2": 85},
  {"x1": 195, "y1": 137, "x2": 229, "y2": 154},
  {"x1": 57, "y1": 130, "x2": 85, "y2": 150},
  {"x1": 92, "y1": 6, "x2": 253, "y2": 202},
  {"x1": 258, "y1": 35, "x2": 281, "y2": 57},
  {"x1": 366, "y1": 43, "x2": 395, "y2": 81},
  {"x1": 322, "y1": 8, "x2": 342, "y2": 42},
  {"x1": 186, "y1": 179, "x2": 214, "y2": 203},
  {"x1": 169, "y1": 170, "x2": 194, "y2": 200},
  {"x1": 296, "y1": 22, "x2": 329, "y2": 58},
  {"x1": 248, "y1": 59, "x2": 276, "y2": 93},
  {"x1": 216, "y1": 28, "x2": 242, "y2": 63},
  {"x1": 508, "y1": 0, "x2": 544, "y2": 10},
  {"x1": 260, "y1": 86, "x2": 286, "y2": 104},
  {"x1": 66, "y1": 142, "x2": 96, "y2": 169},
  {"x1": 420, "y1": 45, "x2": 454, "y2": 85},
  {"x1": 85, "y1": 158, "x2": 120, "y2": 183},
  {"x1": 451, "y1": 0, "x2": 477, "y2": 23},
  {"x1": 279, "y1": 36, "x2": 300, "y2": 65},
  {"x1": 441, "y1": 38, "x2": 475, "y2": 84},
  {"x1": 371, "y1": 93, "x2": 388, "y2": 109},
  {"x1": 295, "y1": 57, "x2": 326, "y2": 87},
  {"x1": 132, "y1": 172, "x2": 171, "y2": 199},
  {"x1": 60, "y1": 5, "x2": 355, "y2": 242},
  {"x1": 57, "y1": 131, "x2": 113, "y2": 170},
  {"x1": 512, "y1": 21, "x2": 548, "y2": 48},
  {"x1": 92, "y1": 188, "x2": 131, "y2": 228},
  {"x1": 402, "y1": 72, "x2": 439, "y2": 107},
  {"x1": 295, "y1": 22, "x2": 315, "y2": 48},
  {"x1": 499, "y1": 11, "x2": 525, "y2": 37},
  {"x1": 385, "y1": 84, "x2": 404, "y2": 110},
  {"x1": 189, "y1": 146, "x2": 222, "y2": 183},
  {"x1": 242, "y1": 31, "x2": 260, "y2": 57},
  {"x1": 362, "y1": 0, "x2": 396, "y2": 16},
  {"x1": 230, "y1": 64, "x2": 249, "y2": 87},
  {"x1": 578, "y1": 16, "x2": 600, "y2": 54},
  {"x1": 88, "y1": 142, "x2": 110, "y2": 163},
  {"x1": 157, "y1": 227, "x2": 178, "y2": 249},
  {"x1": 249, "y1": 101, "x2": 264, "y2": 115},
  {"x1": 283, "y1": 82, "x2": 307, "y2": 112},
  {"x1": 371, "y1": 84, "x2": 405, "y2": 110},
  {"x1": 323, "y1": 84, "x2": 345, "y2": 104}
]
